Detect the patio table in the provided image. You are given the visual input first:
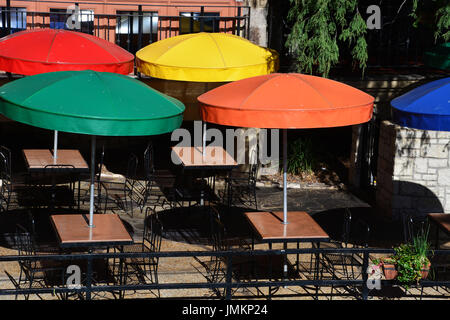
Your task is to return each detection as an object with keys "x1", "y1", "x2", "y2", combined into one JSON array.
[
  {"x1": 23, "y1": 149, "x2": 89, "y2": 210},
  {"x1": 23, "y1": 149, "x2": 89, "y2": 173},
  {"x1": 427, "y1": 213, "x2": 450, "y2": 249},
  {"x1": 50, "y1": 213, "x2": 133, "y2": 299},
  {"x1": 171, "y1": 146, "x2": 238, "y2": 205},
  {"x1": 50, "y1": 213, "x2": 133, "y2": 248},
  {"x1": 243, "y1": 211, "x2": 330, "y2": 297}
]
